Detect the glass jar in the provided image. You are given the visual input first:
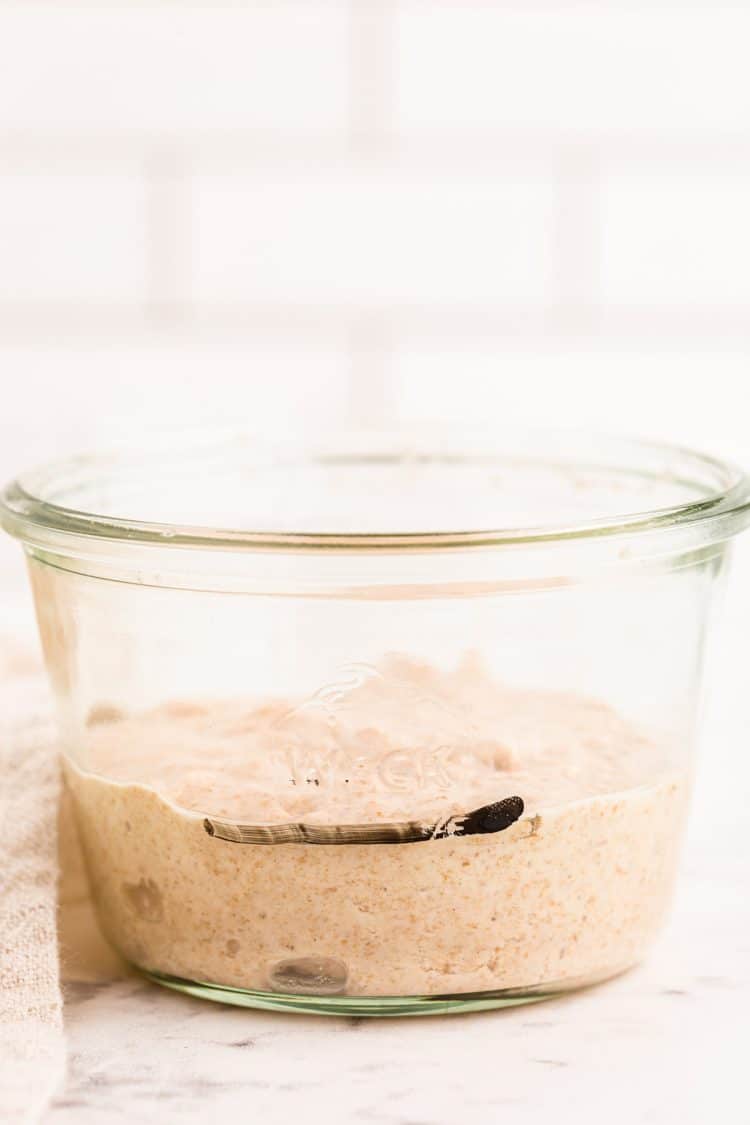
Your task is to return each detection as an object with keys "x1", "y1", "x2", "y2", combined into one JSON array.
[{"x1": 2, "y1": 430, "x2": 749, "y2": 1016}]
